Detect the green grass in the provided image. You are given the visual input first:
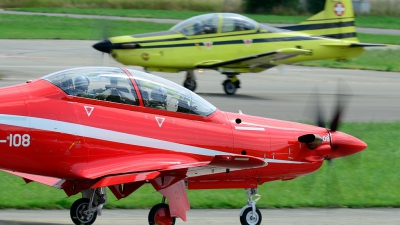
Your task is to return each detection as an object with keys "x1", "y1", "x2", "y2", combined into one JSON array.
[
  {"x1": 0, "y1": 14, "x2": 172, "y2": 40},
  {"x1": 7, "y1": 8, "x2": 400, "y2": 30},
  {"x1": 0, "y1": 122, "x2": 399, "y2": 209},
  {"x1": 299, "y1": 49, "x2": 400, "y2": 72},
  {"x1": 358, "y1": 33, "x2": 400, "y2": 45},
  {"x1": 1, "y1": 14, "x2": 400, "y2": 44},
  {"x1": 0, "y1": 0, "x2": 234, "y2": 12}
]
